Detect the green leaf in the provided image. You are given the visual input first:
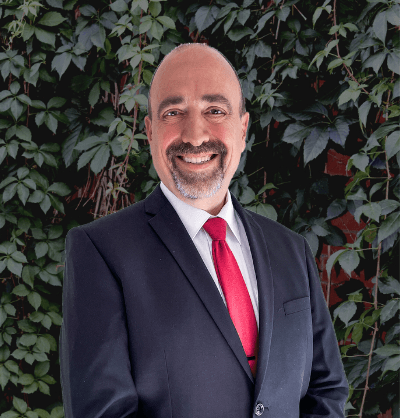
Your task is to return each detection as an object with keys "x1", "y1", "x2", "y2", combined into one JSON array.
[
  {"x1": 13, "y1": 396, "x2": 28, "y2": 414},
  {"x1": 35, "y1": 242, "x2": 48, "y2": 258},
  {"x1": 89, "y1": 82, "x2": 100, "y2": 107},
  {"x1": 139, "y1": 19, "x2": 152, "y2": 34},
  {"x1": 328, "y1": 118, "x2": 350, "y2": 147},
  {"x1": 380, "y1": 299, "x2": 400, "y2": 323},
  {"x1": 35, "y1": 361, "x2": 50, "y2": 378},
  {"x1": 383, "y1": 355, "x2": 400, "y2": 372},
  {"x1": 358, "y1": 101, "x2": 371, "y2": 127},
  {"x1": 375, "y1": 344, "x2": 400, "y2": 357},
  {"x1": 149, "y1": 1, "x2": 161, "y2": 17},
  {"x1": 15, "y1": 125, "x2": 32, "y2": 141},
  {"x1": 47, "y1": 97, "x2": 66, "y2": 109},
  {"x1": 150, "y1": 20, "x2": 164, "y2": 40},
  {"x1": 48, "y1": 182, "x2": 70, "y2": 196},
  {"x1": 90, "y1": 145, "x2": 110, "y2": 174},
  {"x1": 51, "y1": 52, "x2": 72, "y2": 79},
  {"x1": 352, "y1": 322, "x2": 364, "y2": 344},
  {"x1": 303, "y1": 126, "x2": 329, "y2": 164},
  {"x1": 373, "y1": 11, "x2": 387, "y2": 43},
  {"x1": 110, "y1": 0, "x2": 128, "y2": 12},
  {"x1": 338, "y1": 250, "x2": 360, "y2": 276},
  {"x1": 247, "y1": 203, "x2": 277, "y2": 221},
  {"x1": 385, "y1": 130, "x2": 400, "y2": 159},
  {"x1": 281, "y1": 123, "x2": 312, "y2": 144},
  {"x1": 334, "y1": 301, "x2": 357, "y2": 326},
  {"x1": 369, "y1": 120, "x2": 399, "y2": 141},
  {"x1": 34, "y1": 27, "x2": 56, "y2": 47},
  {"x1": 378, "y1": 276, "x2": 400, "y2": 295},
  {"x1": 195, "y1": 5, "x2": 219, "y2": 33},
  {"x1": 156, "y1": 15, "x2": 176, "y2": 30},
  {"x1": 91, "y1": 24, "x2": 106, "y2": 49},
  {"x1": 379, "y1": 199, "x2": 400, "y2": 216},
  {"x1": 362, "y1": 202, "x2": 382, "y2": 222},
  {"x1": 237, "y1": 9, "x2": 251, "y2": 25},
  {"x1": 302, "y1": 231, "x2": 319, "y2": 256},
  {"x1": 363, "y1": 52, "x2": 386, "y2": 74},
  {"x1": 27, "y1": 292, "x2": 41, "y2": 310},
  {"x1": 255, "y1": 40, "x2": 271, "y2": 58},
  {"x1": 276, "y1": 6, "x2": 290, "y2": 21},
  {"x1": 239, "y1": 186, "x2": 255, "y2": 204},
  {"x1": 222, "y1": 11, "x2": 236, "y2": 34},
  {"x1": 326, "y1": 199, "x2": 347, "y2": 220},
  {"x1": 378, "y1": 211, "x2": 400, "y2": 243},
  {"x1": 350, "y1": 153, "x2": 369, "y2": 172},
  {"x1": 38, "y1": 12, "x2": 66, "y2": 26},
  {"x1": 227, "y1": 27, "x2": 254, "y2": 41},
  {"x1": 75, "y1": 136, "x2": 106, "y2": 151},
  {"x1": 313, "y1": 7, "x2": 323, "y2": 27}
]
